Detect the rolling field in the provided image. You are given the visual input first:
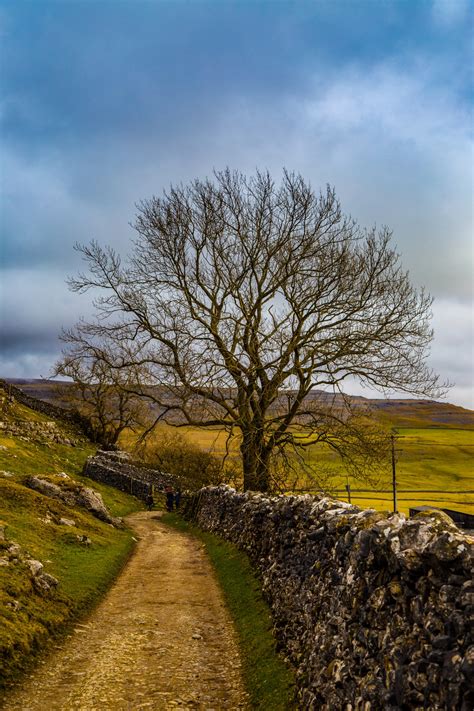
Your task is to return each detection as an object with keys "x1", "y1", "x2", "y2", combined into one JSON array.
[
  {"x1": 122, "y1": 423, "x2": 474, "y2": 517},
  {"x1": 6, "y1": 380, "x2": 474, "y2": 517}
]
